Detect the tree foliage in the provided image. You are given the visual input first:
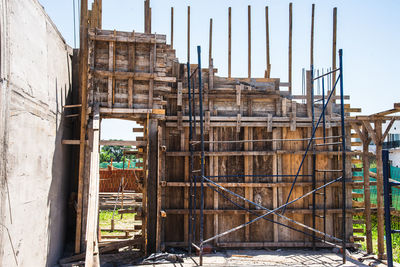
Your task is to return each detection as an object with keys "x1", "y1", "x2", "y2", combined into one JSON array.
[{"x1": 99, "y1": 141, "x2": 136, "y2": 163}]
